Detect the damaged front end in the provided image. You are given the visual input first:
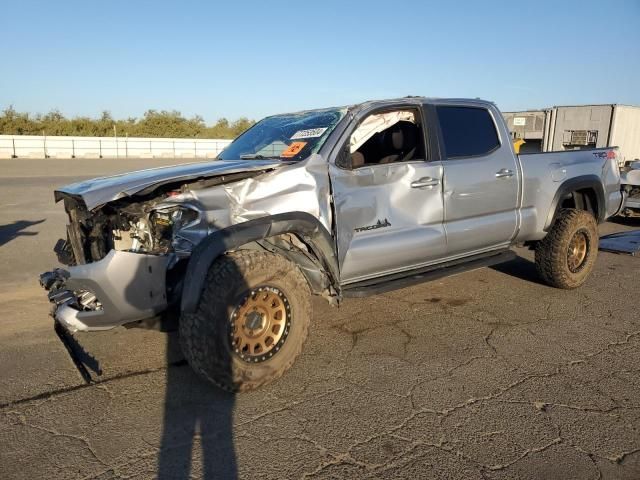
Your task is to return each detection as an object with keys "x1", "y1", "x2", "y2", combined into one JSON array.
[
  {"x1": 40, "y1": 163, "x2": 281, "y2": 334},
  {"x1": 39, "y1": 161, "x2": 289, "y2": 382},
  {"x1": 40, "y1": 196, "x2": 179, "y2": 383},
  {"x1": 40, "y1": 190, "x2": 199, "y2": 333},
  {"x1": 38, "y1": 154, "x2": 329, "y2": 382}
]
